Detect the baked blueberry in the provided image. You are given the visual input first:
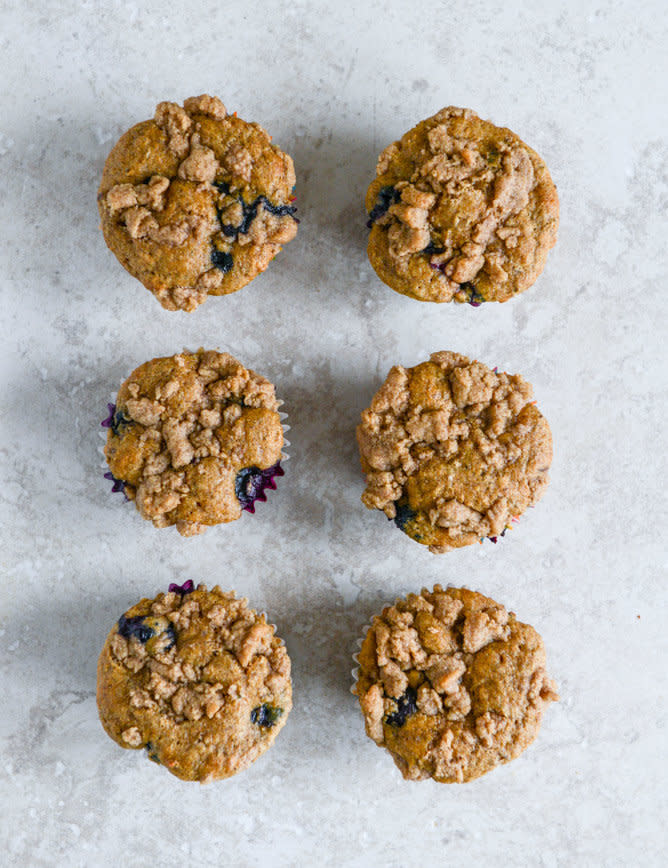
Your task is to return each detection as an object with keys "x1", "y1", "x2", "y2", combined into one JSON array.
[
  {"x1": 385, "y1": 688, "x2": 418, "y2": 728},
  {"x1": 117, "y1": 615, "x2": 155, "y2": 644},
  {"x1": 391, "y1": 502, "x2": 417, "y2": 532},
  {"x1": 366, "y1": 185, "x2": 400, "y2": 228},
  {"x1": 250, "y1": 704, "x2": 284, "y2": 728},
  {"x1": 211, "y1": 248, "x2": 234, "y2": 273}
]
